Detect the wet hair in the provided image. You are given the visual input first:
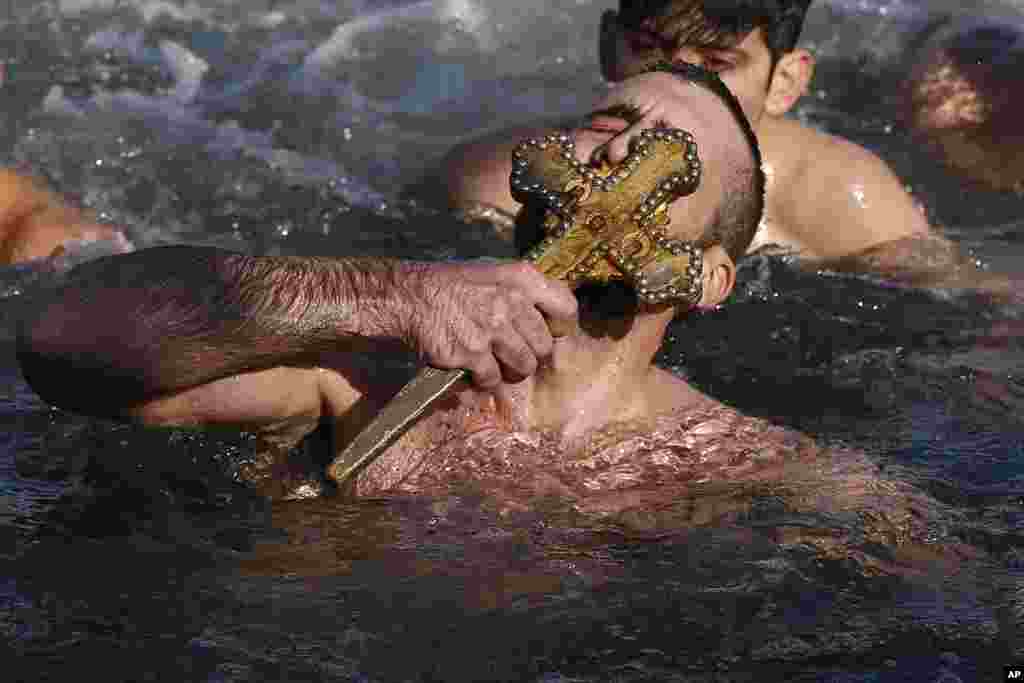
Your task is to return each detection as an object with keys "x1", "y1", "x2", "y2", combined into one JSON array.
[
  {"x1": 650, "y1": 61, "x2": 764, "y2": 262},
  {"x1": 617, "y1": 0, "x2": 813, "y2": 64}
]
